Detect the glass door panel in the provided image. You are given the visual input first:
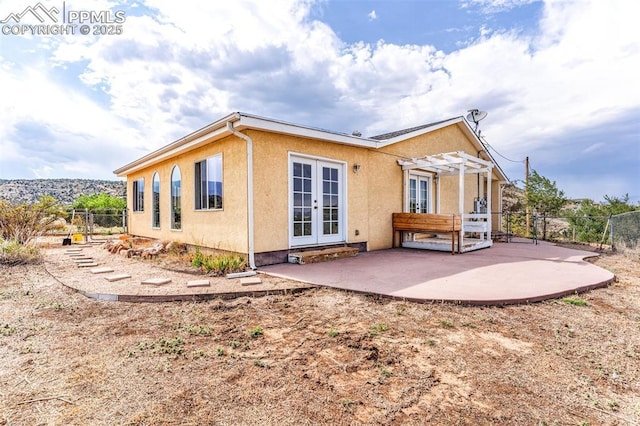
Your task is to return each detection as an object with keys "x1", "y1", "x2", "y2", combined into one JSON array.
[{"x1": 290, "y1": 157, "x2": 344, "y2": 246}]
